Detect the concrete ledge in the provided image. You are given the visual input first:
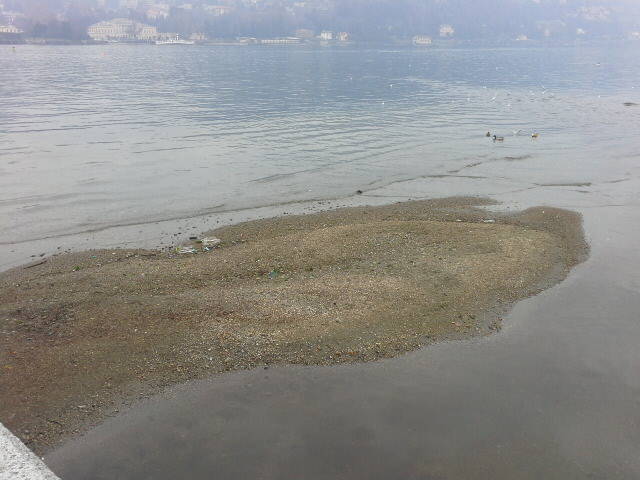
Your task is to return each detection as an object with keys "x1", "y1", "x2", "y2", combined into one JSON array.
[{"x1": 0, "y1": 423, "x2": 60, "y2": 480}]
